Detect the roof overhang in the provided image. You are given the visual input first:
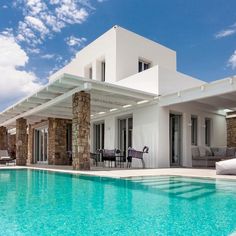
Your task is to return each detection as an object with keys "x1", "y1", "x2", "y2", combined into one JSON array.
[
  {"x1": 159, "y1": 75, "x2": 236, "y2": 113},
  {"x1": 0, "y1": 74, "x2": 158, "y2": 128}
]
